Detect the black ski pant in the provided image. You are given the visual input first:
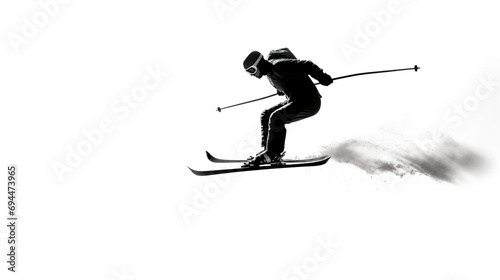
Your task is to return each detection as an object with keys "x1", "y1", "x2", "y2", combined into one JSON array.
[{"x1": 260, "y1": 97, "x2": 321, "y2": 156}]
